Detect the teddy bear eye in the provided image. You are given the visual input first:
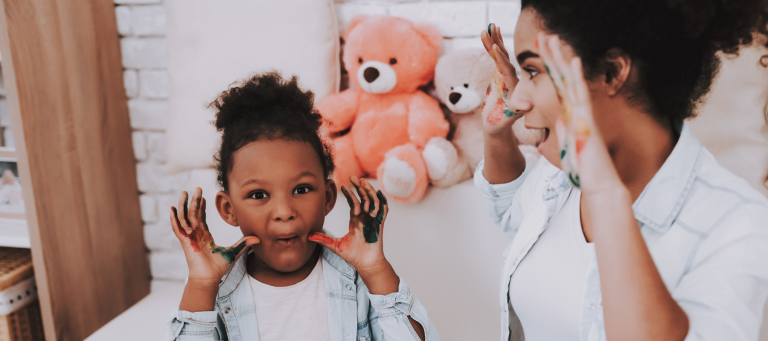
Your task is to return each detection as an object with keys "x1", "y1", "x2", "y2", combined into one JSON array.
[
  {"x1": 450, "y1": 86, "x2": 454, "y2": 90},
  {"x1": 463, "y1": 83, "x2": 469, "y2": 88},
  {"x1": 389, "y1": 58, "x2": 397, "y2": 65},
  {"x1": 358, "y1": 57, "x2": 363, "y2": 64}
]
